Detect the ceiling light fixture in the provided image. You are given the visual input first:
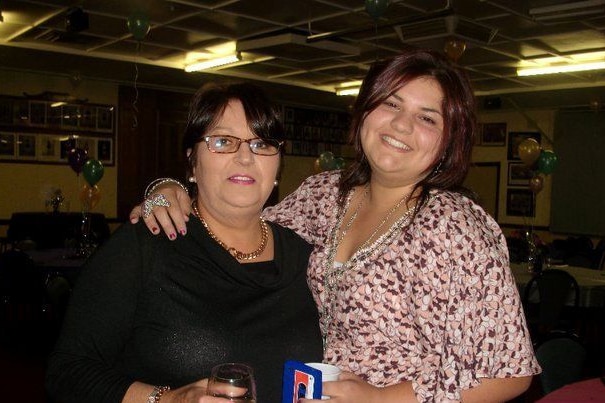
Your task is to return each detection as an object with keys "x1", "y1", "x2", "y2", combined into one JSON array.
[
  {"x1": 336, "y1": 87, "x2": 360, "y2": 96},
  {"x1": 184, "y1": 53, "x2": 241, "y2": 72},
  {"x1": 517, "y1": 61, "x2": 605, "y2": 76},
  {"x1": 335, "y1": 80, "x2": 362, "y2": 96}
]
